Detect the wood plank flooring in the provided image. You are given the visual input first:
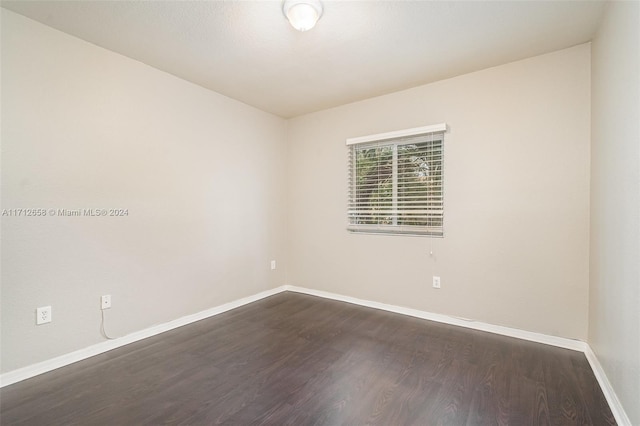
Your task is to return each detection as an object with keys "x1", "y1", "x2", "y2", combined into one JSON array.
[{"x1": 0, "y1": 292, "x2": 616, "y2": 425}]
